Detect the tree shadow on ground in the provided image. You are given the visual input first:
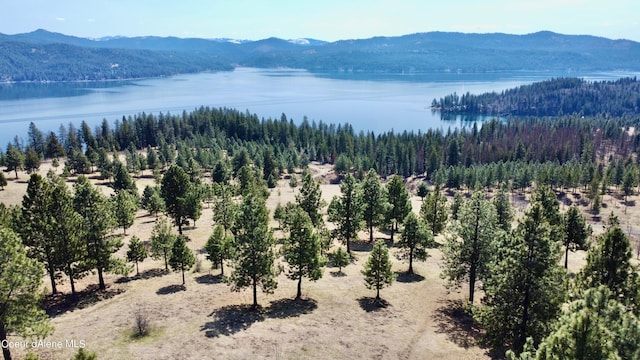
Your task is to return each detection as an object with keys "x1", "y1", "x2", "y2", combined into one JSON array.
[
  {"x1": 357, "y1": 296, "x2": 390, "y2": 312},
  {"x1": 43, "y1": 284, "x2": 125, "y2": 318},
  {"x1": 395, "y1": 271, "x2": 425, "y2": 283},
  {"x1": 201, "y1": 298, "x2": 318, "y2": 338},
  {"x1": 195, "y1": 274, "x2": 224, "y2": 285},
  {"x1": 116, "y1": 268, "x2": 169, "y2": 283},
  {"x1": 330, "y1": 270, "x2": 346, "y2": 277},
  {"x1": 268, "y1": 298, "x2": 318, "y2": 319},
  {"x1": 156, "y1": 284, "x2": 186, "y2": 295},
  {"x1": 432, "y1": 299, "x2": 500, "y2": 358},
  {"x1": 350, "y1": 240, "x2": 373, "y2": 252}
]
